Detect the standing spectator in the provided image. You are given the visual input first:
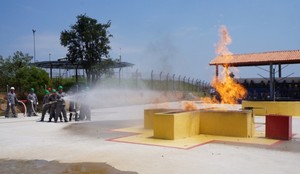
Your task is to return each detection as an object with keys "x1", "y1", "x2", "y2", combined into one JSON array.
[
  {"x1": 27, "y1": 88, "x2": 38, "y2": 116},
  {"x1": 5, "y1": 87, "x2": 19, "y2": 118}
]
